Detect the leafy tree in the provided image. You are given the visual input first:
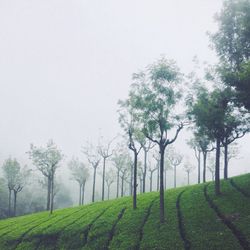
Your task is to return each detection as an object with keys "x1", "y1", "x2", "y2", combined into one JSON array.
[
  {"x1": 82, "y1": 142, "x2": 100, "y2": 203},
  {"x1": 210, "y1": 0, "x2": 250, "y2": 110},
  {"x1": 28, "y1": 140, "x2": 63, "y2": 213},
  {"x1": 68, "y1": 157, "x2": 89, "y2": 205},
  {"x1": 125, "y1": 58, "x2": 184, "y2": 222}
]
